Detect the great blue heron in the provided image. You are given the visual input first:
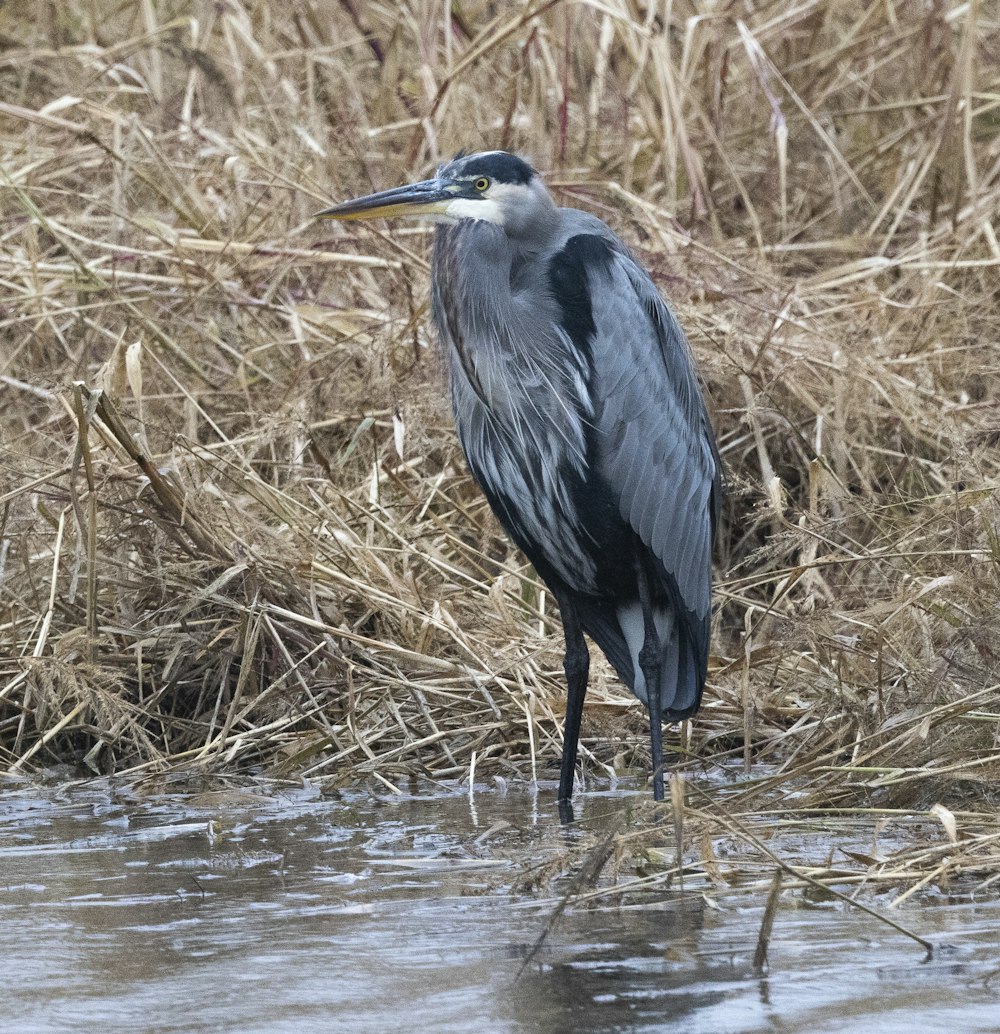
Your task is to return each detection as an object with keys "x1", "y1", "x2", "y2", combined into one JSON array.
[{"x1": 317, "y1": 151, "x2": 720, "y2": 817}]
